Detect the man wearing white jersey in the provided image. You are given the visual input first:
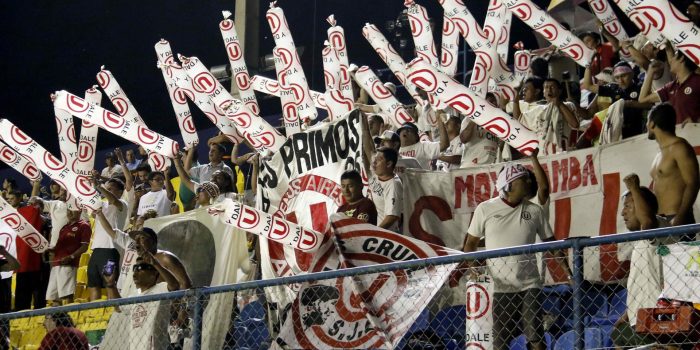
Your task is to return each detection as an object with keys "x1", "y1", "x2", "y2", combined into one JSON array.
[
  {"x1": 436, "y1": 115, "x2": 463, "y2": 171},
  {"x1": 462, "y1": 163, "x2": 571, "y2": 350},
  {"x1": 137, "y1": 171, "x2": 175, "y2": 217},
  {"x1": 397, "y1": 120, "x2": 448, "y2": 170}
]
